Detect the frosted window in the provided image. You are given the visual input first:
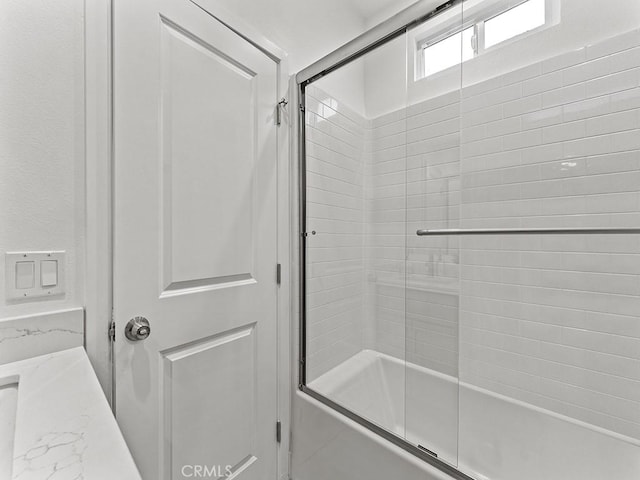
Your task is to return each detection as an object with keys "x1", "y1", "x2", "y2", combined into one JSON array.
[
  {"x1": 423, "y1": 26, "x2": 475, "y2": 77},
  {"x1": 485, "y1": 0, "x2": 546, "y2": 48}
]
